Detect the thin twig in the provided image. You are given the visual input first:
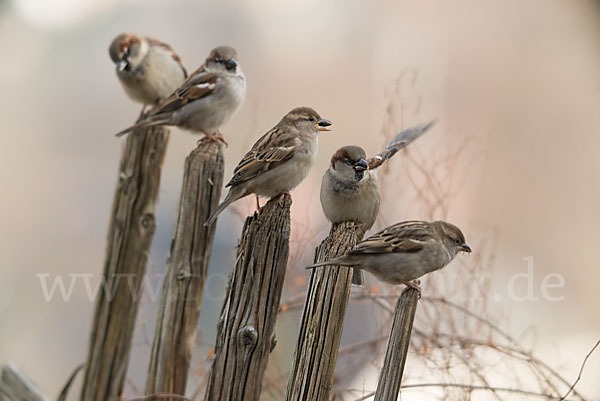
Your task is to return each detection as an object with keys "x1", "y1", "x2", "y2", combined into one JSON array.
[
  {"x1": 123, "y1": 393, "x2": 193, "y2": 401},
  {"x1": 559, "y1": 340, "x2": 600, "y2": 400},
  {"x1": 338, "y1": 336, "x2": 389, "y2": 356},
  {"x1": 353, "y1": 382, "x2": 580, "y2": 401},
  {"x1": 56, "y1": 363, "x2": 85, "y2": 401}
]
